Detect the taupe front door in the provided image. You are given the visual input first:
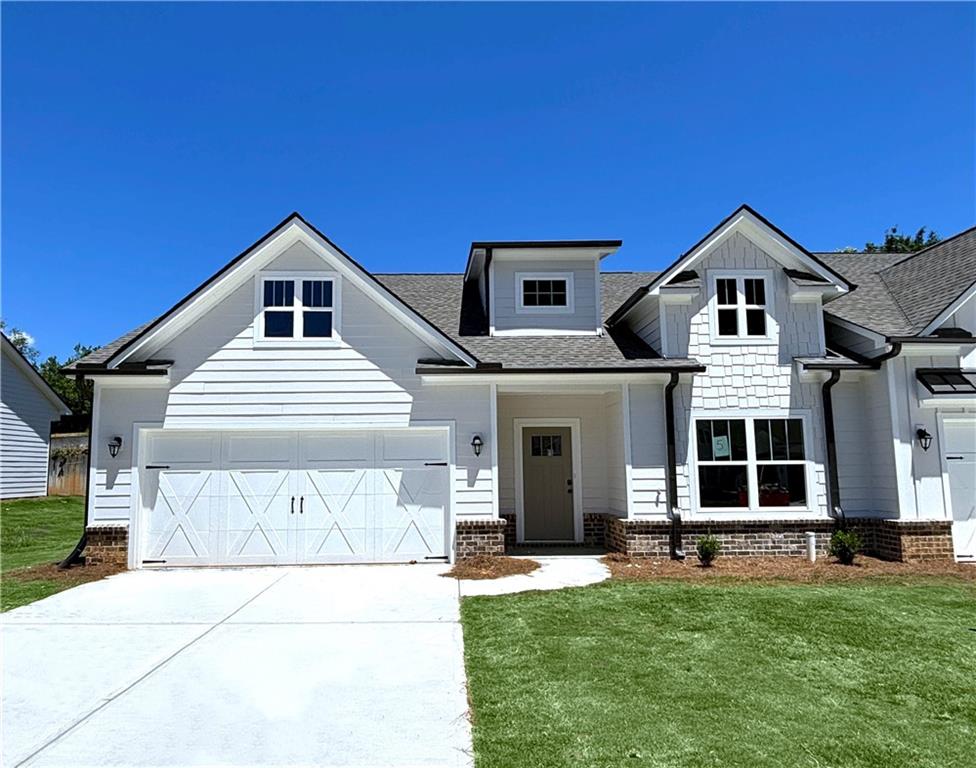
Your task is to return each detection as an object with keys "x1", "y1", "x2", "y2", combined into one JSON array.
[{"x1": 521, "y1": 427, "x2": 574, "y2": 541}]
